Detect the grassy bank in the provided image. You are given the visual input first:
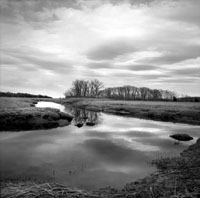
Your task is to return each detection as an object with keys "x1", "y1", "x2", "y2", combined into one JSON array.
[
  {"x1": 0, "y1": 97, "x2": 73, "y2": 131},
  {"x1": 1, "y1": 138, "x2": 200, "y2": 198},
  {"x1": 2, "y1": 97, "x2": 200, "y2": 128},
  {"x1": 60, "y1": 98, "x2": 200, "y2": 125}
]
